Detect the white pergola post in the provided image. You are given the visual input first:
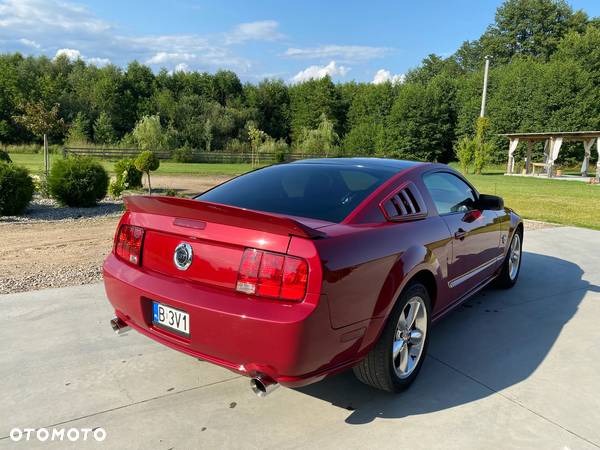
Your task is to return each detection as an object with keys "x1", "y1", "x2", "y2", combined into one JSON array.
[
  {"x1": 547, "y1": 137, "x2": 563, "y2": 178},
  {"x1": 507, "y1": 138, "x2": 519, "y2": 174},
  {"x1": 582, "y1": 138, "x2": 594, "y2": 176},
  {"x1": 542, "y1": 138, "x2": 551, "y2": 173}
]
